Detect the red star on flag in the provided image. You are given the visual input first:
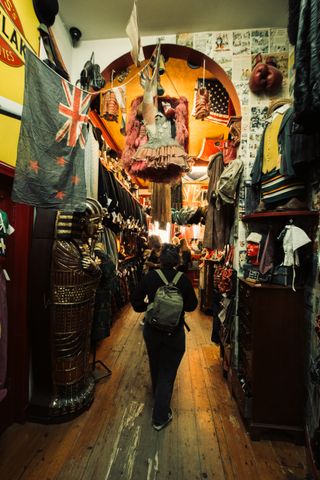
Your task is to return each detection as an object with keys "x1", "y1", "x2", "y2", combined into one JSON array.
[
  {"x1": 56, "y1": 80, "x2": 91, "y2": 149},
  {"x1": 56, "y1": 156, "x2": 67, "y2": 166},
  {"x1": 71, "y1": 175, "x2": 81, "y2": 185},
  {"x1": 29, "y1": 160, "x2": 39, "y2": 173},
  {"x1": 55, "y1": 191, "x2": 66, "y2": 200}
]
